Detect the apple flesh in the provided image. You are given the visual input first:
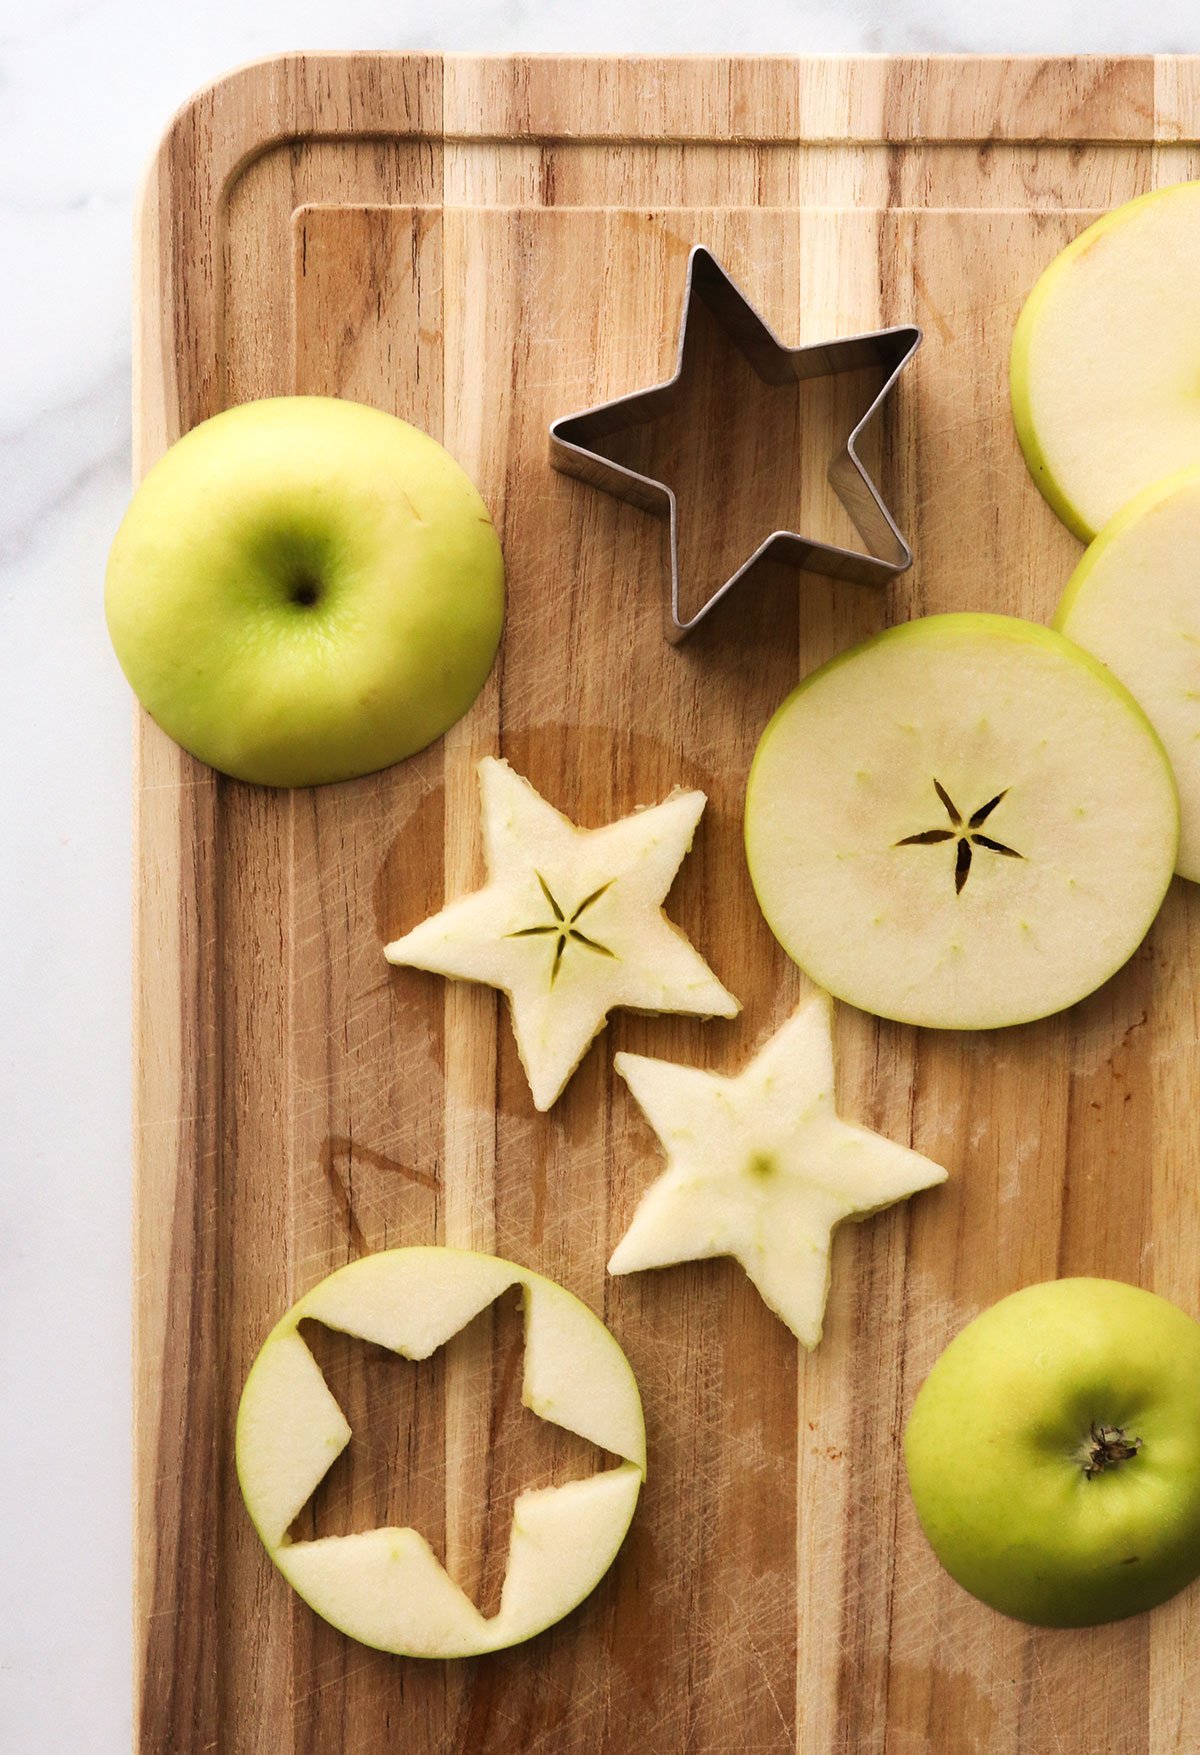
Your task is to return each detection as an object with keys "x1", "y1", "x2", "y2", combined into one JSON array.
[
  {"x1": 1011, "y1": 181, "x2": 1200, "y2": 540},
  {"x1": 385, "y1": 757, "x2": 738, "y2": 1111},
  {"x1": 106, "y1": 396, "x2": 504, "y2": 786},
  {"x1": 236, "y1": 1248, "x2": 646, "y2": 1658},
  {"x1": 904, "y1": 1278, "x2": 1200, "y2": 1626},
  {"x1": 743, "y1": 614, "x2": 1178, "y2": 1030},
  {"x1": 607, "y1": 993, "x2": 948, "y2": 1347},
  {"x1": 1055, "y1": 465, "x2": 1200, "y2": 882}
]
